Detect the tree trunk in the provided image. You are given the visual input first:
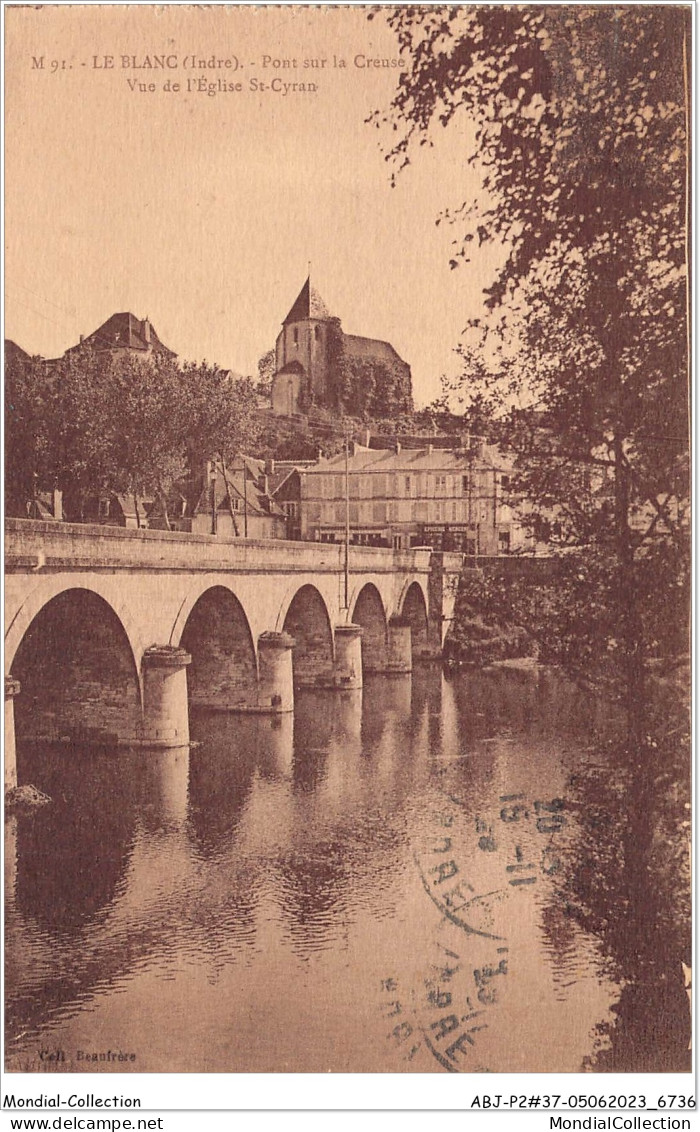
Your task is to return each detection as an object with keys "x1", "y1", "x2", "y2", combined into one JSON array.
[
  {"x1": 613, "y1": 433, "x2": 646, "y2": 754},
  {"x1": 220, "y1": 452, "x2": 240, "y2": 537},
  {"x1": 157, "y1": 488, "x2": 172, "y2": 531}
]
